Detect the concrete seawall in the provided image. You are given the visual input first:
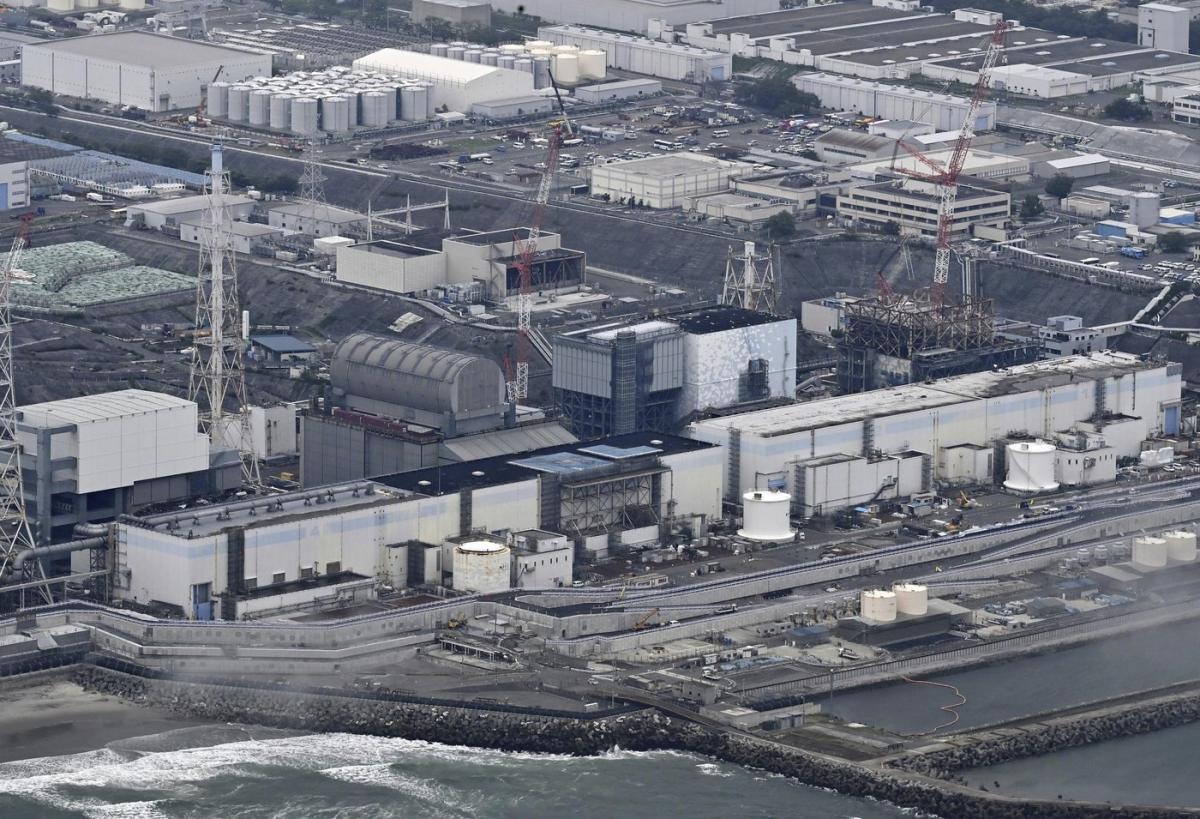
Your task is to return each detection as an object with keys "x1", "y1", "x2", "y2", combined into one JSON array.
[{"x1": 72, "y1": 665, "x2": 1200, "y2": 819}]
